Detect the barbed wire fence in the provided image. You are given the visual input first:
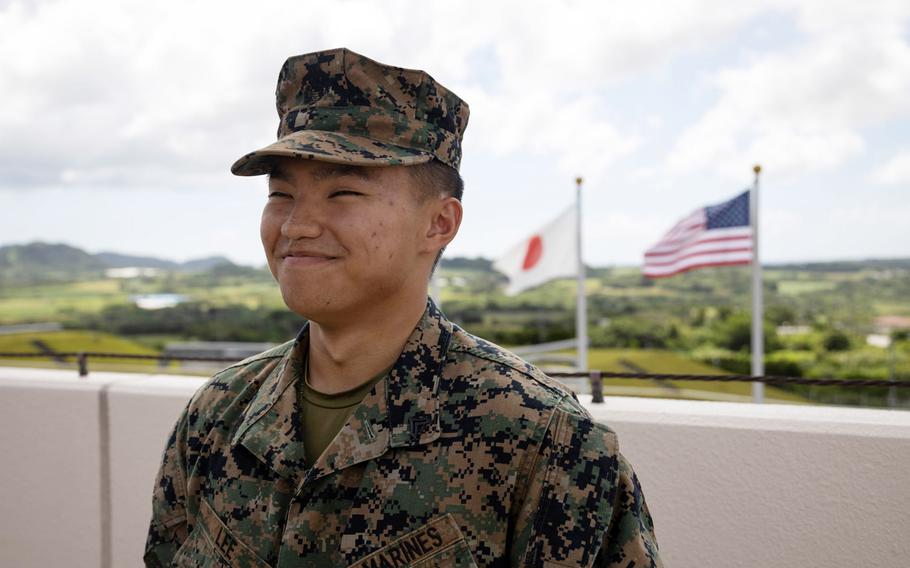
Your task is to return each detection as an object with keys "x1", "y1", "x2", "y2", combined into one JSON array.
[{"x1": 2, "y1": 351, "x2": 909, "y2": 406}]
